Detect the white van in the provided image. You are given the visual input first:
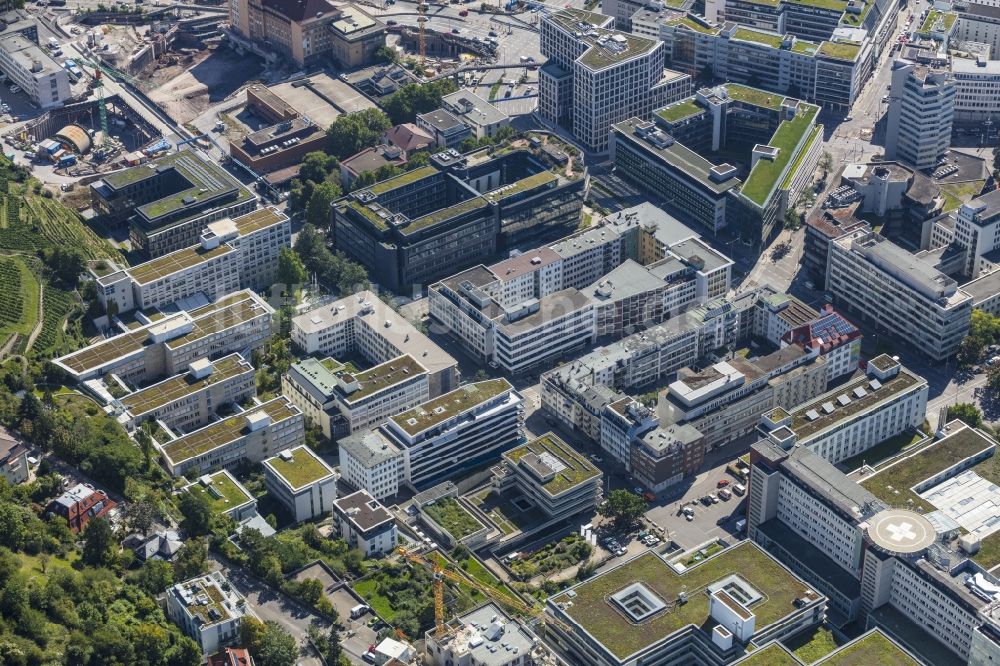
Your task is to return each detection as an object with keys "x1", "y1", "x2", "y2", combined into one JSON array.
[
  {"x1": 48, "y1": 37, "x2": 59, "y2": 49},
  {"x1": 350, "y1": 604, "x2": 369, "y2": 619},
  {"x1": 733, "y1": 483, "x2": 746, "y2": 496}
]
